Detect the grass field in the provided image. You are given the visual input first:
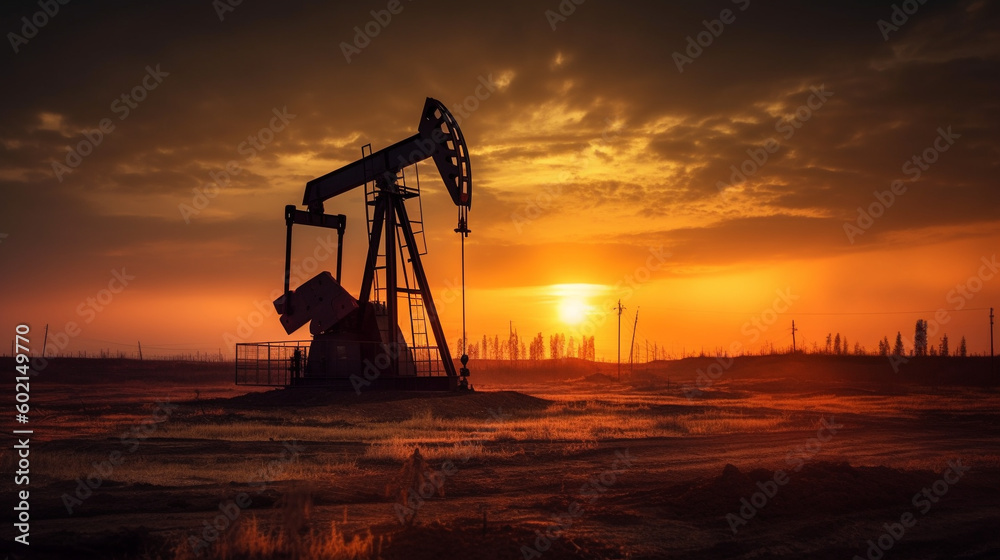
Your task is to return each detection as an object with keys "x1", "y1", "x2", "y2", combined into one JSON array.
[{"x1": 5, "y1": 356, "x2": 1000, "y2": 559}]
